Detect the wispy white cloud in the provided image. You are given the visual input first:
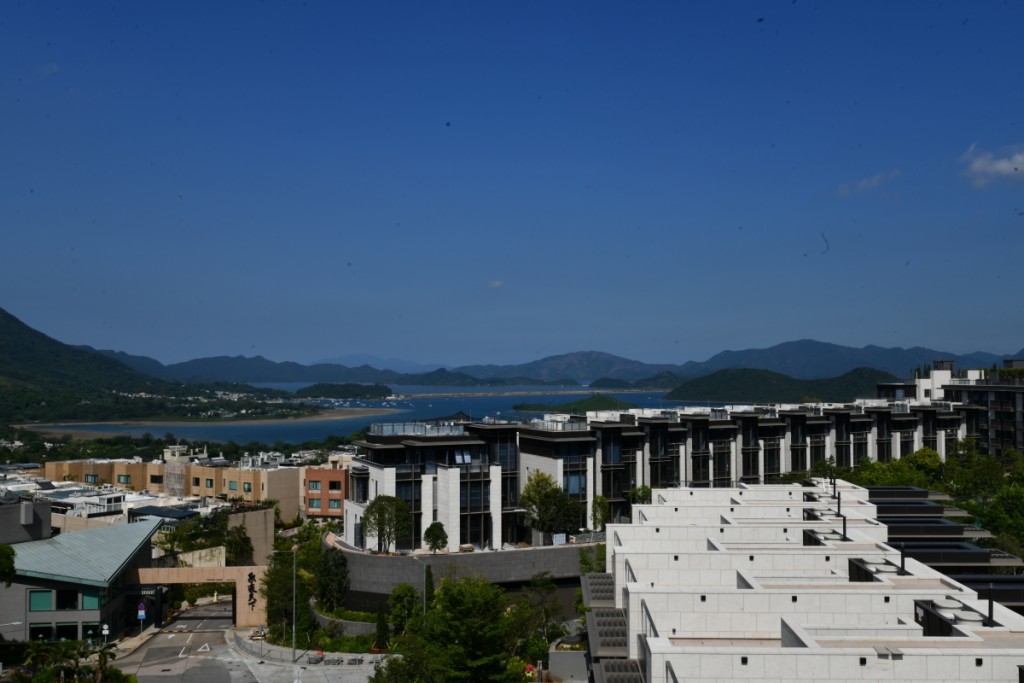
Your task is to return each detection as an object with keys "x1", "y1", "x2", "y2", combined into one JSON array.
[
  {"x1": 961, "y1": 144, "x2": 1024, "y2": 187},
  {"x1": 486, "y1": 280, "x2": 503, "y2": 289},
  {"x1": 836, "y1": 168, "x2": 901, "y2": 198}
]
